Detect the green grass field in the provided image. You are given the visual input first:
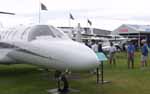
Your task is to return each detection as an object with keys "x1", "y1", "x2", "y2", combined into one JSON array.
[{"x1": 1, "y1": 52, "x2": 150, "y2": 94}]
